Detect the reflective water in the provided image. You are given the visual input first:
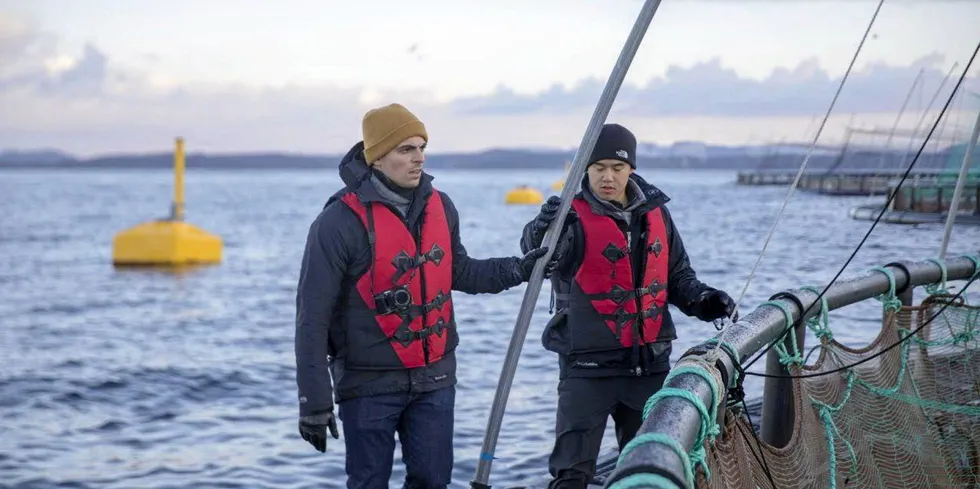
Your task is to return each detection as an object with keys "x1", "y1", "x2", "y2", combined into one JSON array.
[{"x1": 2, "y1": 168, "x2": 977, "y2": 488}]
